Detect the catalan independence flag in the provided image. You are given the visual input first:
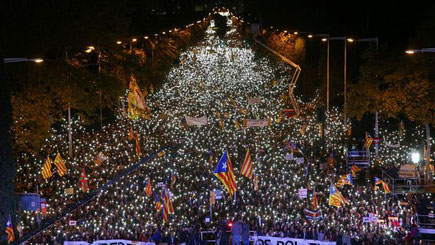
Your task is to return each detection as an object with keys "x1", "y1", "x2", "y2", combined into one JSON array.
[
  {"x1": 53, "y1": 153, "x2": 67, "y2": 176},
  {"x1": 241, "y1": 148, "x2": 254, "y2": 179},
  {"x1": 5, "y1": 214, "x2": 15, "y2": 243},
  {"x1": 351, "y1": 165, "x2": 361, "y2": 177},
  {"x1": 42, "y1": 156, "x2": 53, "y2": 179},
  {"x1": 214, "y1": 150, "x2": 237, "y2": 196},
  {"x1": 329, "y1": 184, "x2": 348, "y2": 207},
  {"x1": 374, "y1": 177, "x2": 390, "y2": 193},
  {"x1": 364, "y1": 132, "x2": 373, "y2": 149},
  {"x1": 145, "y1": 178, "x2": 152, "y2": 197},
  {"x1": 336, "y1": 173, "x2": 353, "y2": 188}
]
